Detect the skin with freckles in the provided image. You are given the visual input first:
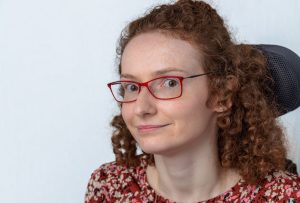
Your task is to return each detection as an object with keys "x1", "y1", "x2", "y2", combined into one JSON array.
[
  {"x1": 120, "y1": 32, "x2": 240, "y2": 202},
  {"x1": 85, "y1": 2, "x2": 294, "y2": 202},
  {"x1": 121, "y1": 32, "x2": 219, "y2": 156}
]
